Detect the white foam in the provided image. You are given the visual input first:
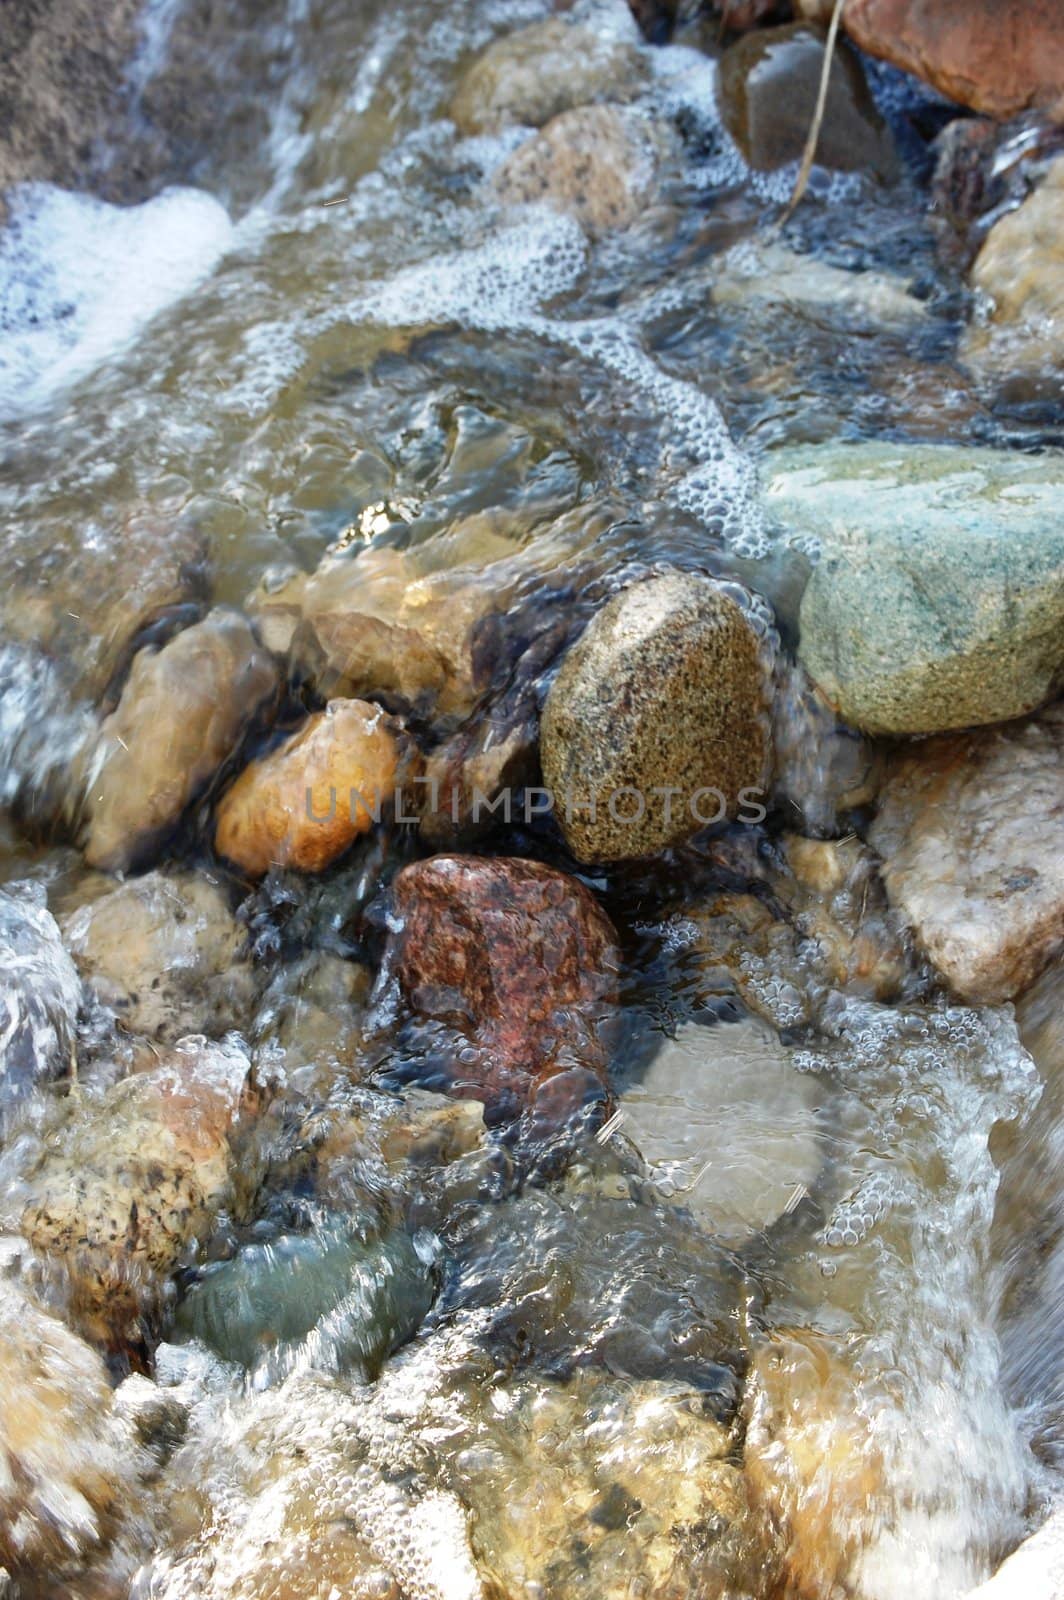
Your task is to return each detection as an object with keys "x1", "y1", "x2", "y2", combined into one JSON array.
[{"x1": 0, "y1": 183, "x2": 234, "y2": 421}]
